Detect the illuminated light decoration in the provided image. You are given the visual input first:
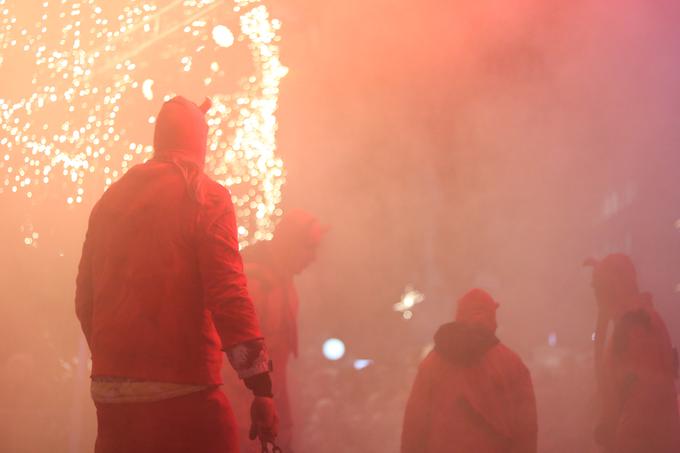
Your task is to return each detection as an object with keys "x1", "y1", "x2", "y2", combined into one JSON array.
[
  {"x1": 353, "y1": 359, "x2": 374, "y2": 371},
  {"x1": 393, "y1": 286, "x2": 425, "y2": 319},
  {"x1": 0, "y1": 0, "x2": 287, "y2": 247},
  {"x1": 20, "y1": 222, "x2": 39, "y2": 248},
  {"x1": 212, "y1": 24, "x2": 234, "y2": 48},
  {"x1": 142, "y1": 79, "x2": 155, "y2": 101},
  {"x1": 322, "y1": 338, "x2": 346, "y2": 361}
]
